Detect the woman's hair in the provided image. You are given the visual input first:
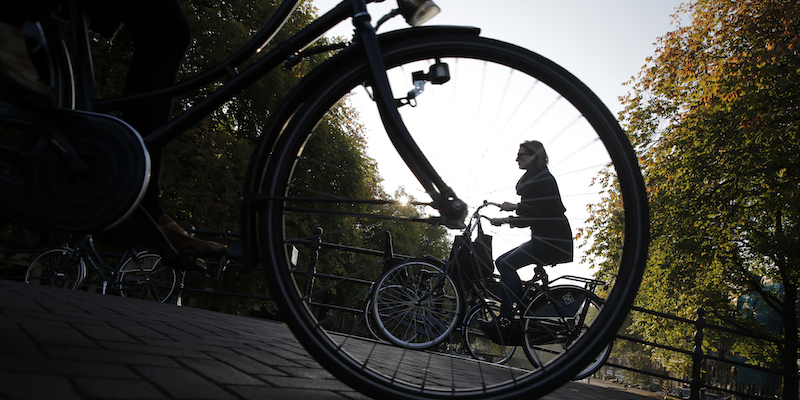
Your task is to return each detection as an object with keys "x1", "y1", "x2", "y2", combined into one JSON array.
[{"x1": 521, "y1": 140, "x2": 548, "y2": 170}]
